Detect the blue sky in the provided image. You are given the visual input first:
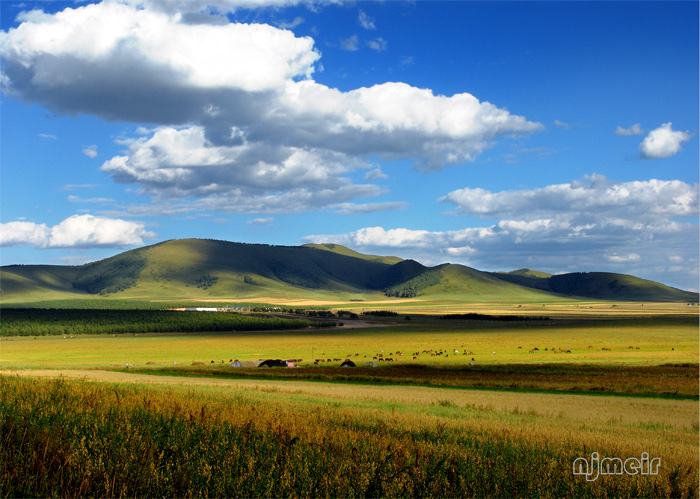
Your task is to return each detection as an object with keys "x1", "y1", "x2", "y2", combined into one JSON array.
[{"x1": 1, "y1": 0, "x2": 698, "y2": 291}]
